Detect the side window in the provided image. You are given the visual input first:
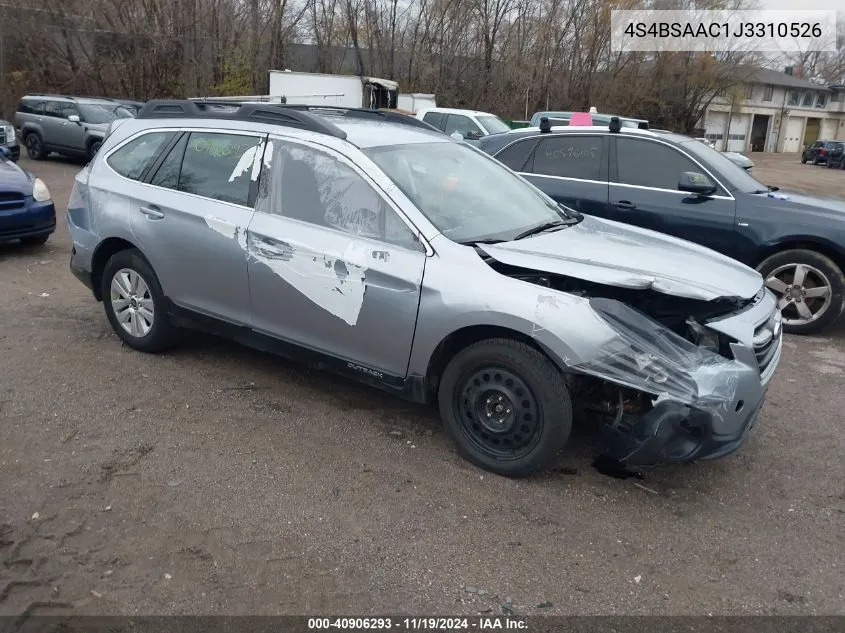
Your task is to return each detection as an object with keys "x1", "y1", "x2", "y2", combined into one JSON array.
[
  {"x1": 616, "y1": 138, "x2": 703, "y2": 191},
  {"x1": 150, "y1": 134, "x2": 188, "y2": 189},
  {"x1": 175, "y1": 132, "x2": 264, "y2": 206},
  {"x1": 44, "y1": 101, "x2": 78, "y2": 119},
  {"x1": 423, "y1": 112, "x2": 446, "y2": 130},
  {"x1": 532, "y1": 135, "x2": 603, "y2": 180},
  {"x1": 444, "y1": 114, "x2": 483, "y2": 138},
  {"x1": 256, "y1": 140, "x2": 422, "y2": 251},
  {"x1": 106, "y1": 132, "x2": 174, "y2": 181},
  {"x1": 496, "y1": 138, "x2": 540, "y2": 171},
  {"x1": 19, "y1": 100, "x2": 45, "y2": 115}
]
